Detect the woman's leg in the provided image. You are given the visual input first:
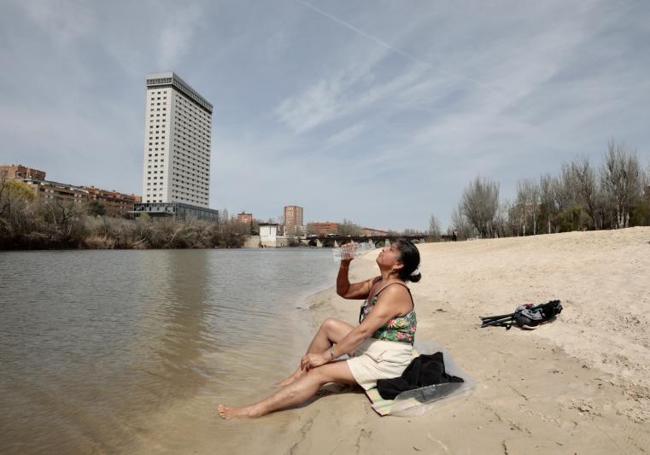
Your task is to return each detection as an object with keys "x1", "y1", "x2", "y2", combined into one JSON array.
[
  {"x1": 277, "y1": 318, "x2": 354, "y2": 387},
  {"x1": 305, "y1": 318, "x2": 355, "y2": 354},
  {"x1": 218, "y1": 360, "x2": 356, "y2": 419}
]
